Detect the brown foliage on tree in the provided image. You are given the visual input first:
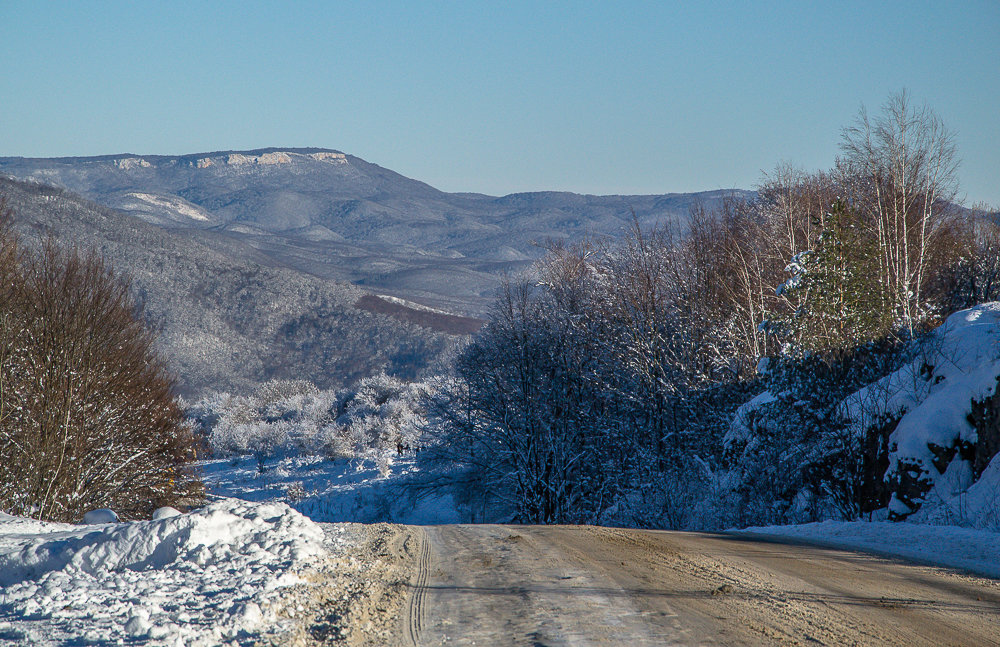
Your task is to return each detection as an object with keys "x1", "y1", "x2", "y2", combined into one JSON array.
[{"x1": 0, "y1": 199, "x2": 203, "y2": 522}]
